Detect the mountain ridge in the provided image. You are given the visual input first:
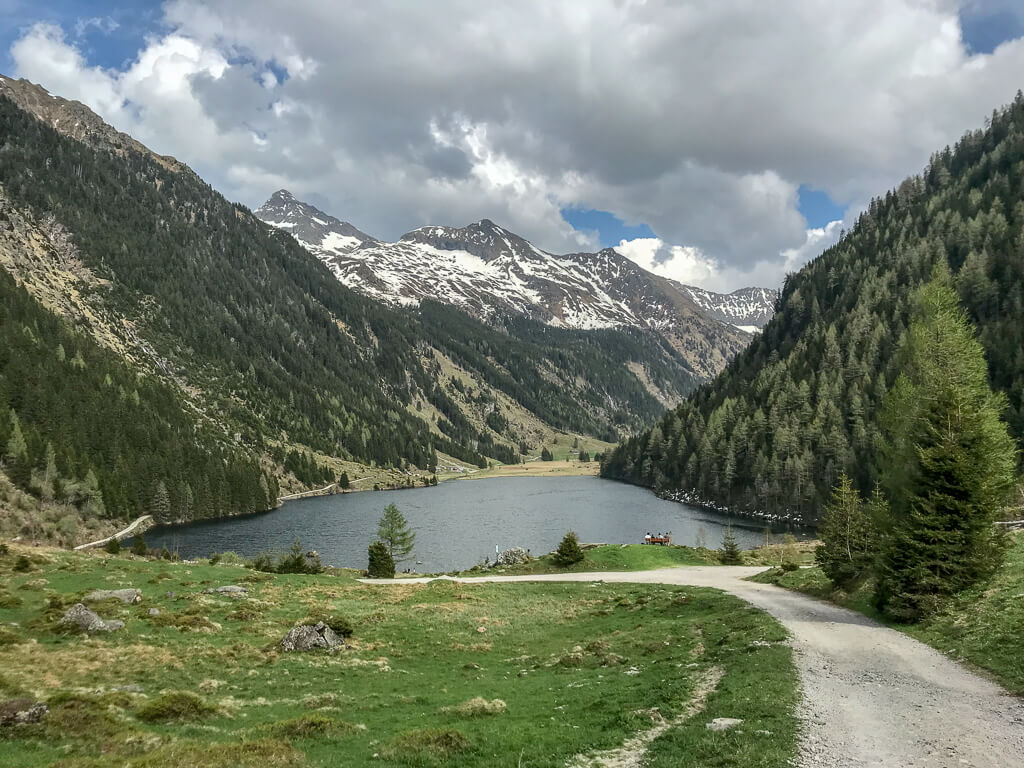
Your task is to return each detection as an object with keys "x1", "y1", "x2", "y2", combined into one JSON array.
[{"x1": 256, "y1": 190, "x2": 777, "y2": 380}]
